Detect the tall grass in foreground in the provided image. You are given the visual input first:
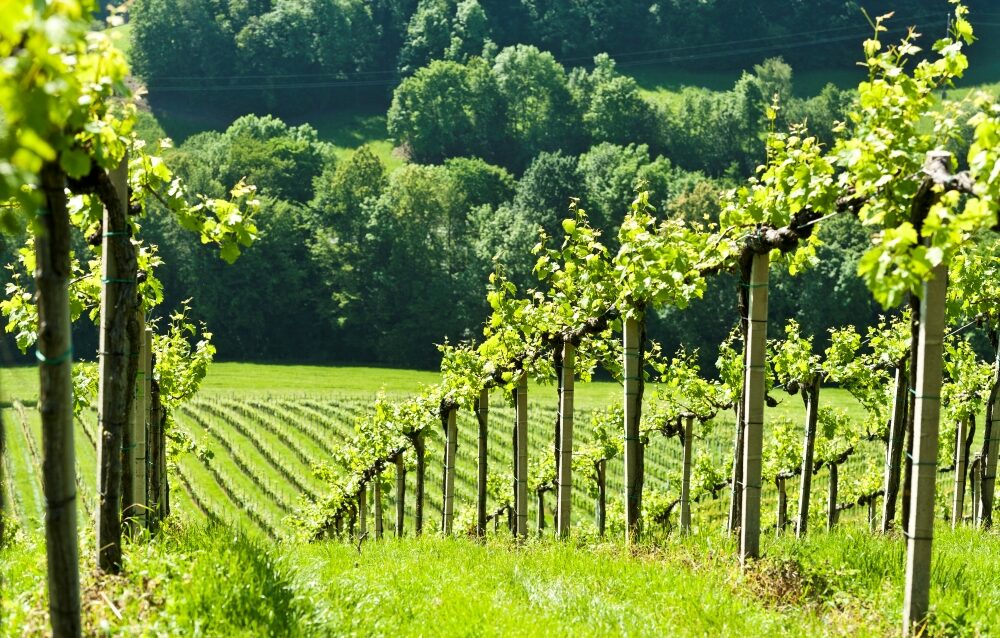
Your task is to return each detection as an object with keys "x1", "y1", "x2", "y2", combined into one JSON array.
[{"x1": 1, "y1": 521, "x2": 996, "y2": 636}]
